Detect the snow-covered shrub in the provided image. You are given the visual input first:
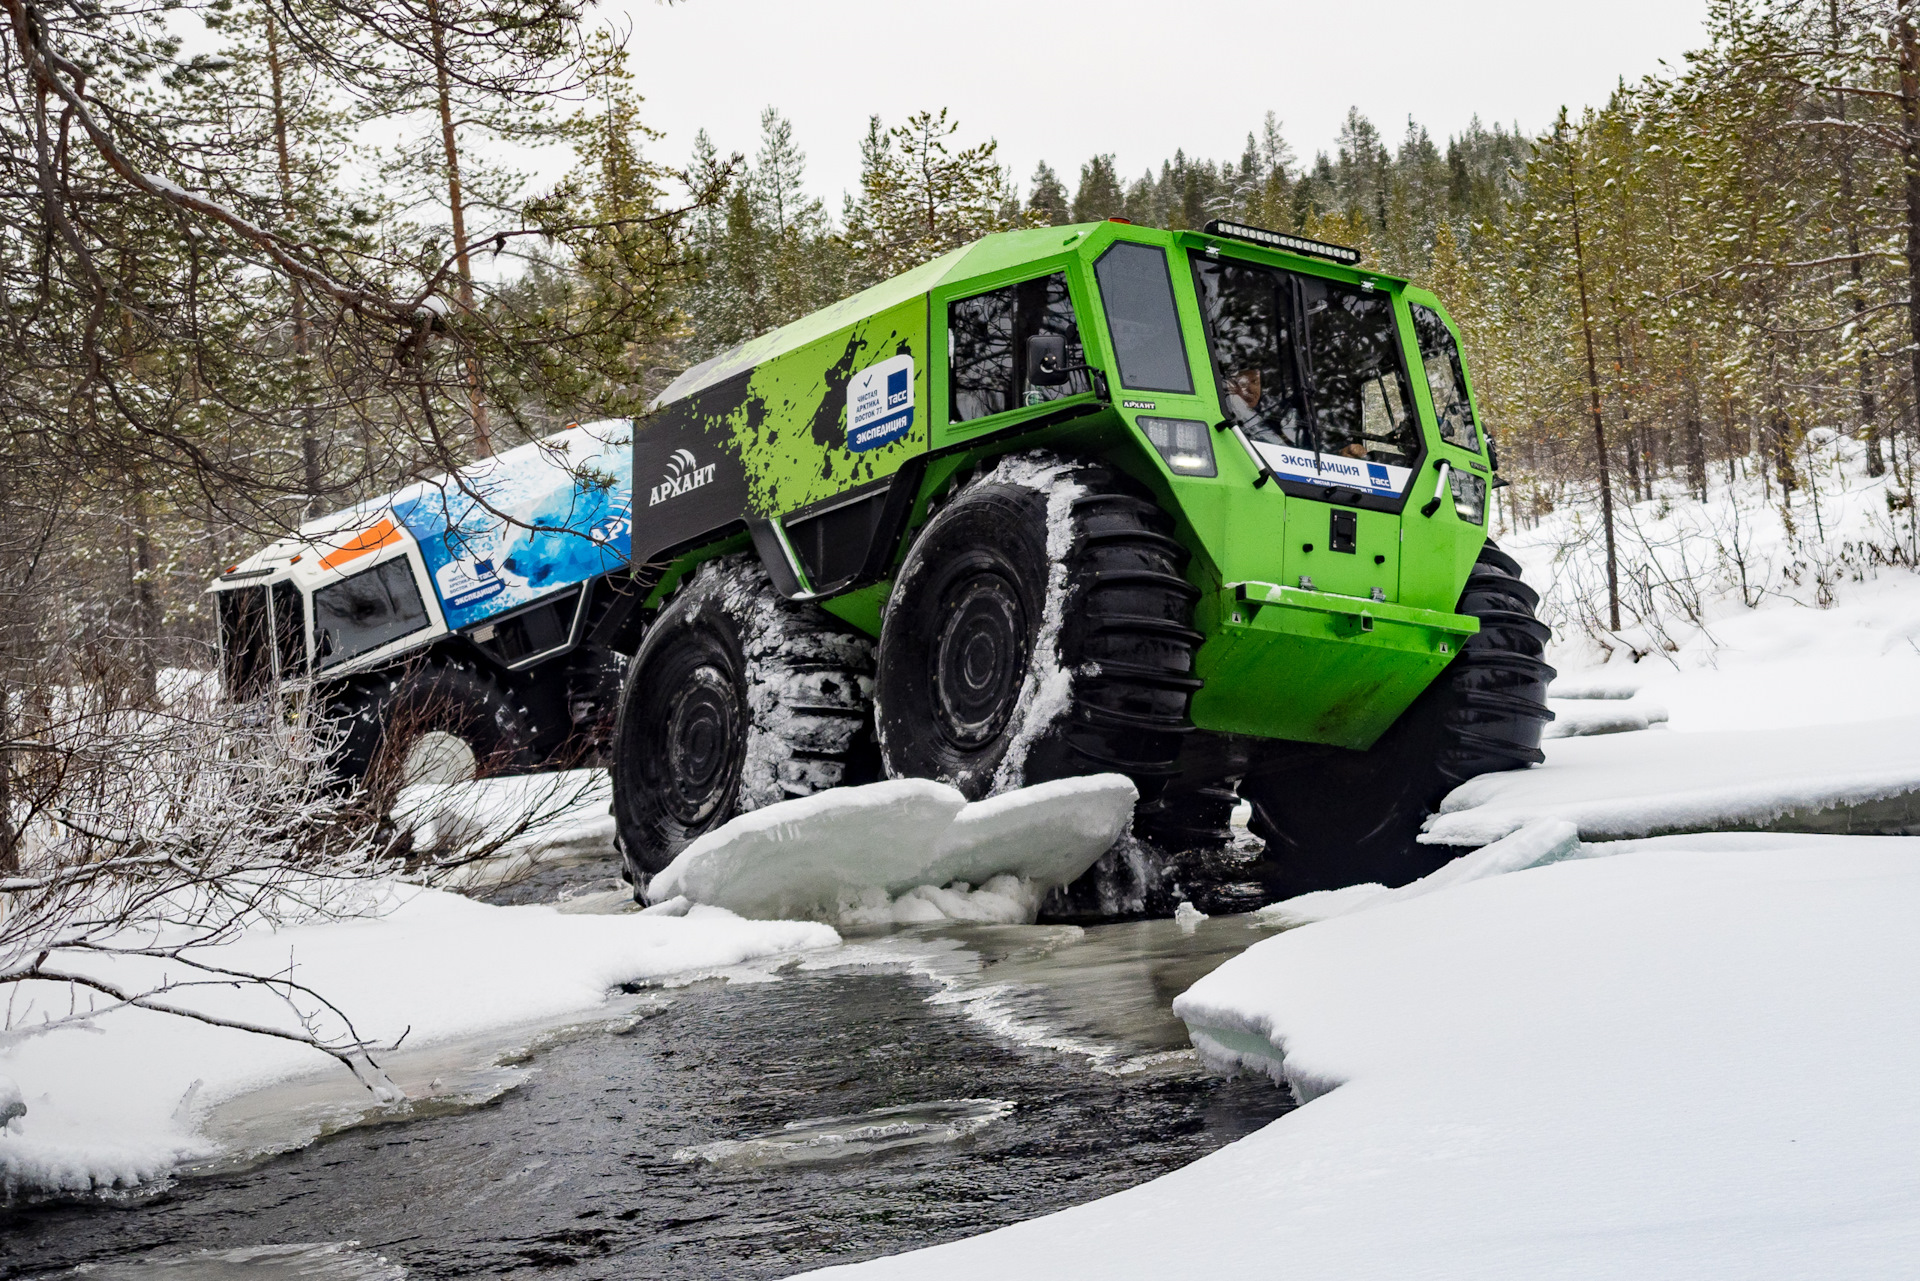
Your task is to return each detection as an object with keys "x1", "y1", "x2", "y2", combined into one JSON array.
[
  {"x1": 1, "y1": 673, "x2": 403, "y2": 1090},
  {"x1": 1502, "y1": 432, "x2": 1920, "y2": 667}
]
